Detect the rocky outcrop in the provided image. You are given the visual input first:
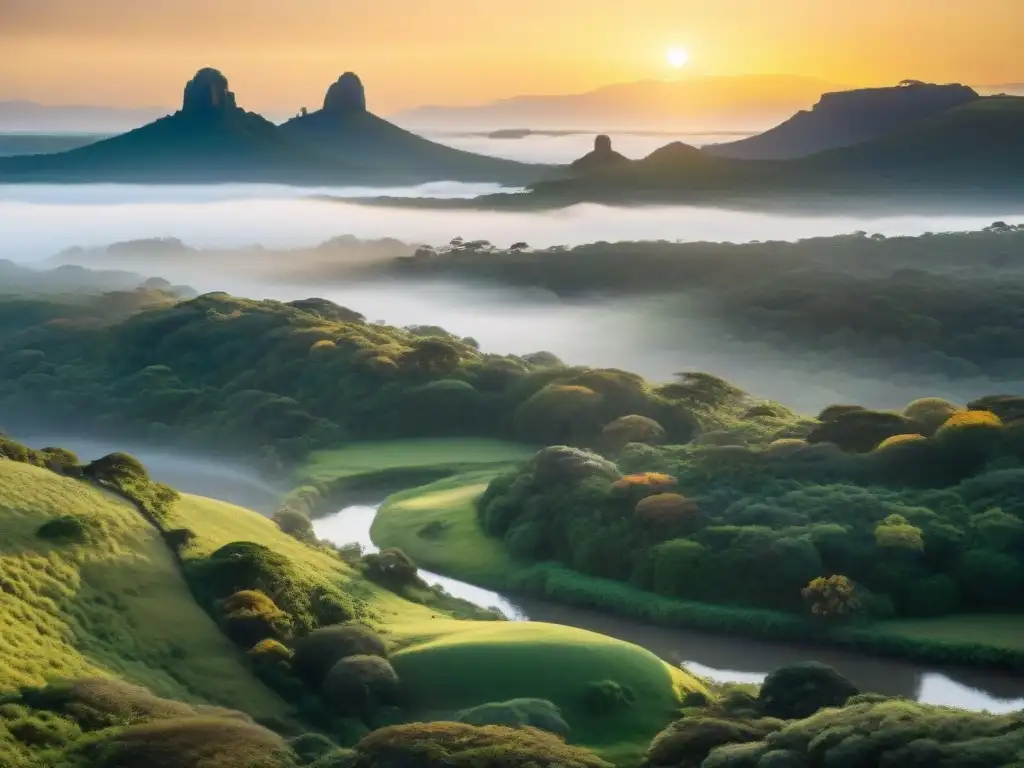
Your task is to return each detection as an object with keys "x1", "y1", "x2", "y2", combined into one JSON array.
[
  {"x1": 568, "y1": 135, "x2": 630, "y2": 173},
  {"x1": 182, "y1": 68, "x2": 237, "y2": 114},
  {"x1": 323, "y1": 73, "x2": 367, "y2": 115},
  {"x1": 708, "y1": 82, "x2": 980, "y2": 160}
]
